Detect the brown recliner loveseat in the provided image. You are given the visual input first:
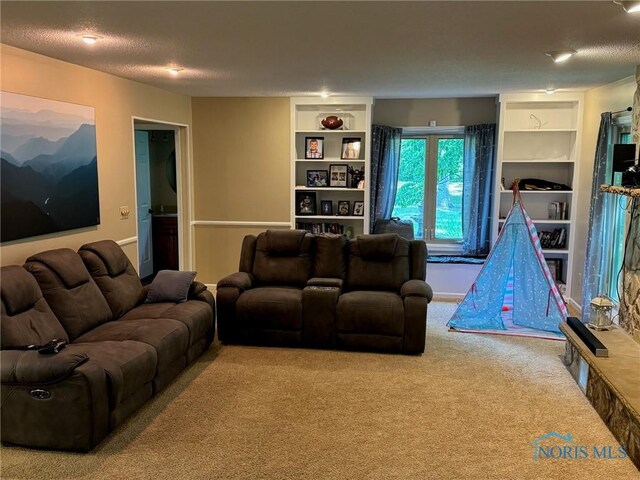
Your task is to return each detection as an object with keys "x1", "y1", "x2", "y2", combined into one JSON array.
[
  {"x1": 217, "y1": 230, "x2": 432, "y2": 354},
  {"x1": 0, "y1": 240, "x2": 215, "y2": 451}
]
